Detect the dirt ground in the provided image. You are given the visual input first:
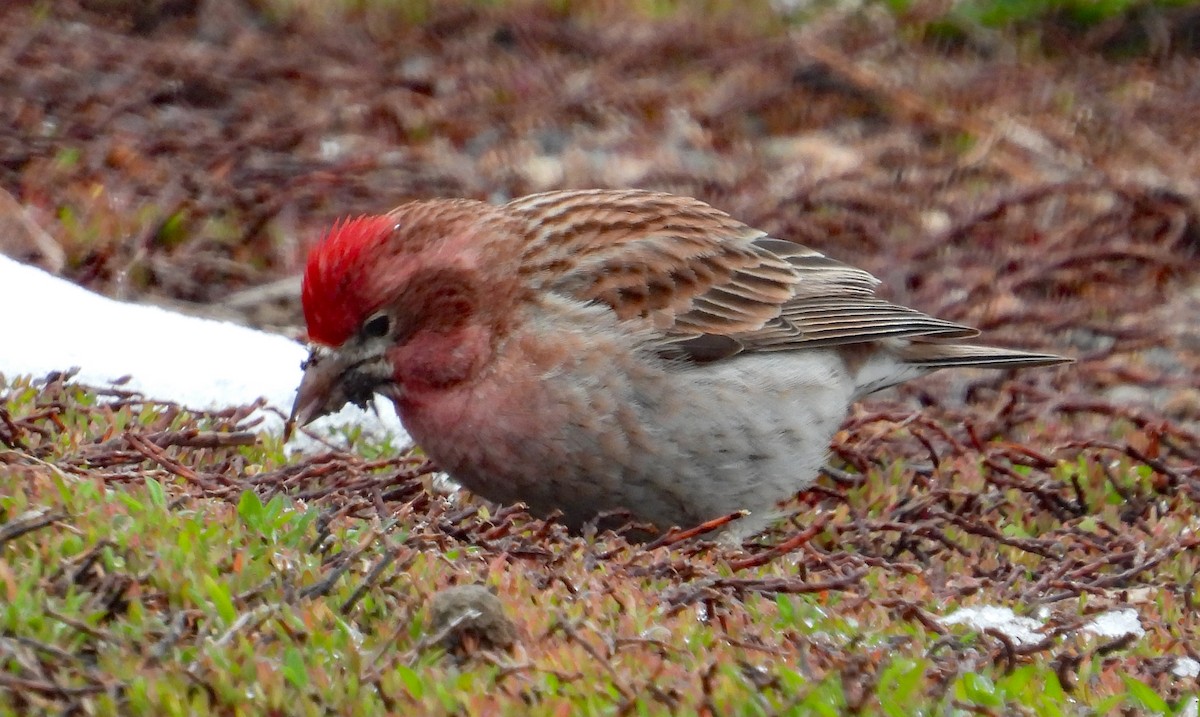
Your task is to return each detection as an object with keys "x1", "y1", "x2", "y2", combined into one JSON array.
[{"x1": 2, "y1": 0, "x2": 1199, "y2": 711}]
